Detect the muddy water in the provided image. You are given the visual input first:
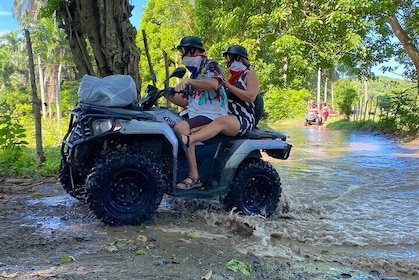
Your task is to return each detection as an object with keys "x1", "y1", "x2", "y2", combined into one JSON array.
[
  {"x1": 16, "y1": 125, "x2": 418, "y2": 279},
  {"x1": 244, "y1": 125, "x2": 419, "y2": 278}
]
